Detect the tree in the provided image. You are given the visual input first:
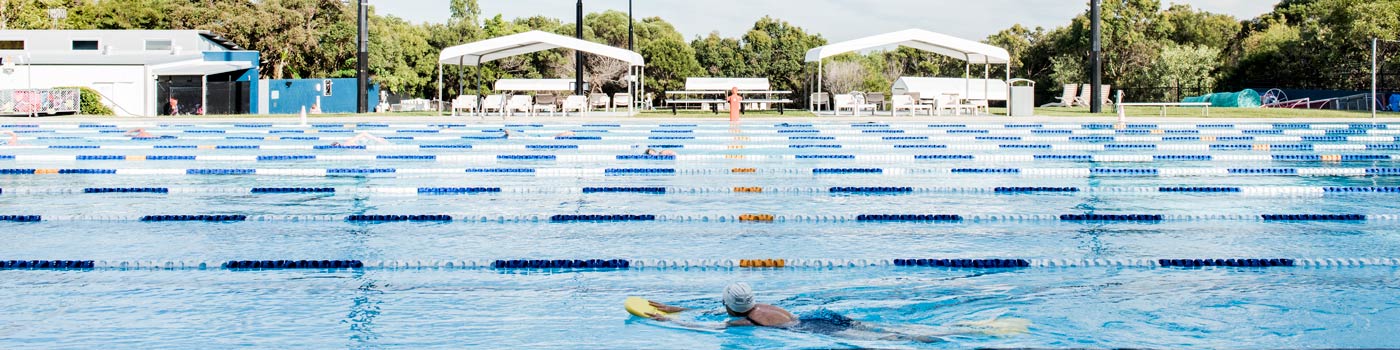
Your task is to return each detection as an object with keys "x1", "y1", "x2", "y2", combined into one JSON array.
[{"x1": 822, "y1": 59, "x2": 865, "y2": 94}]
